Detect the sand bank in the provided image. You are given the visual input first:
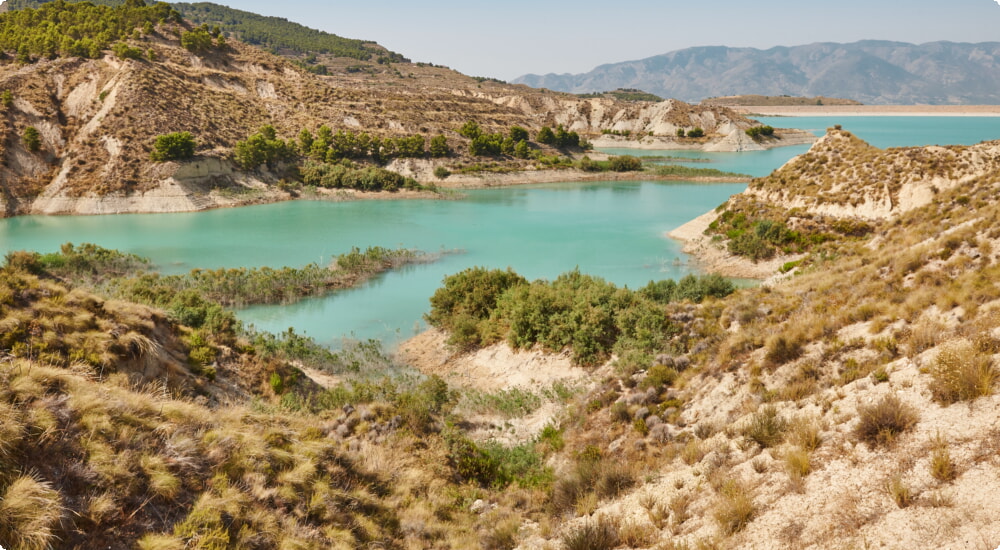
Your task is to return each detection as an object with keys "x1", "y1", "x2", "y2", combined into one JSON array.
[{"x1": 731, "y1": 105, "x2": 1000, "y2": 117}]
